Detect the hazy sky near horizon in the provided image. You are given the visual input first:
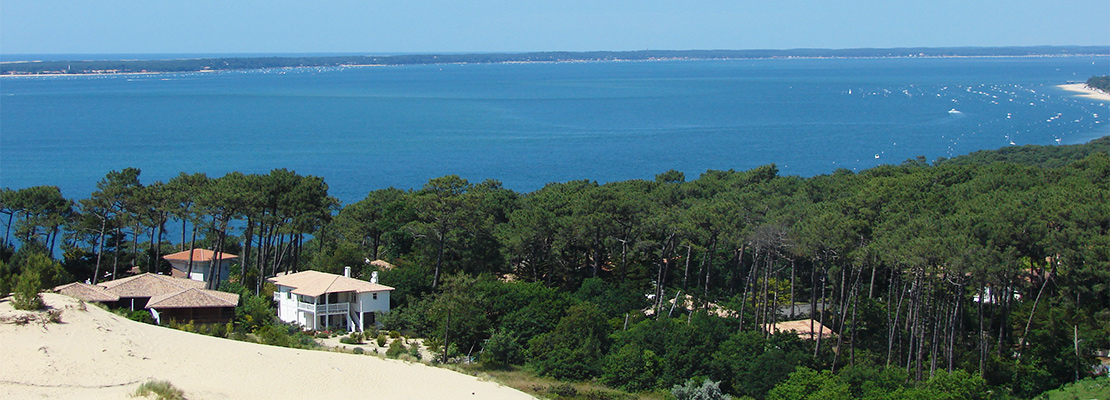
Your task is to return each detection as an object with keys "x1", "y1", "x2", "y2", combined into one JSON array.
[{"x1": 2, "y1": 1, "x2": 1108, "y2": 55}]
